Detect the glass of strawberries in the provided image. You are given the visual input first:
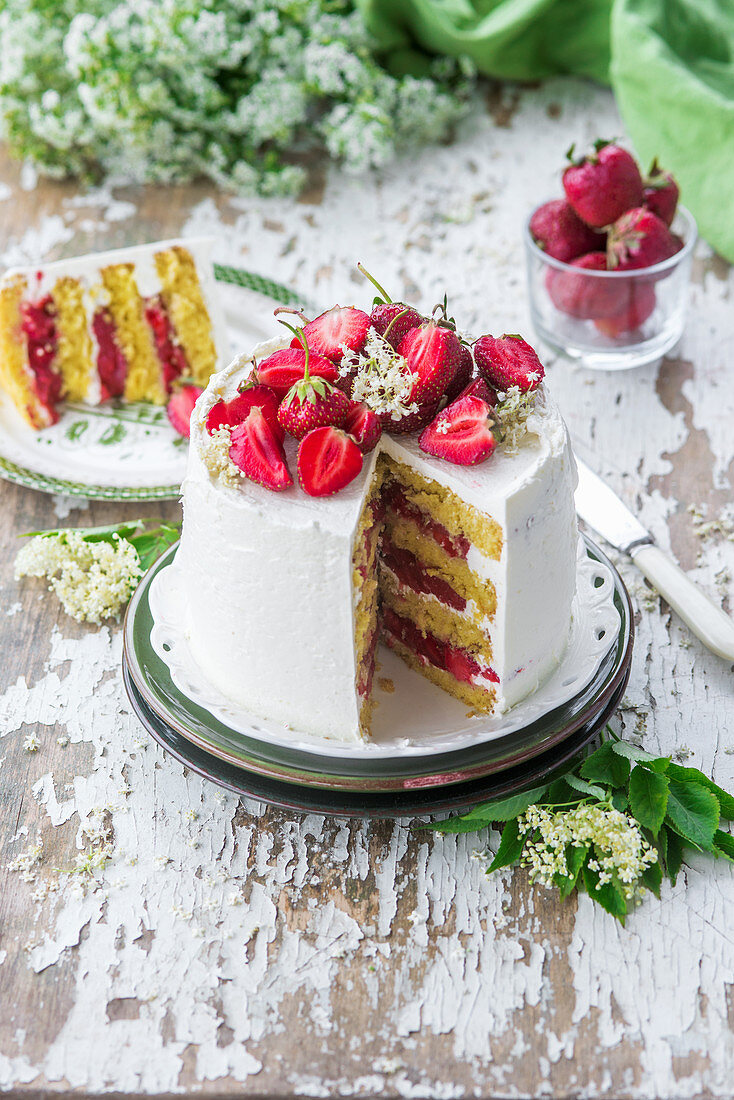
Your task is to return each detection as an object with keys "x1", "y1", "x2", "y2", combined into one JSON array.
[{"x1": 524, "y1": 140, "x2": 696, "y2": 370}]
